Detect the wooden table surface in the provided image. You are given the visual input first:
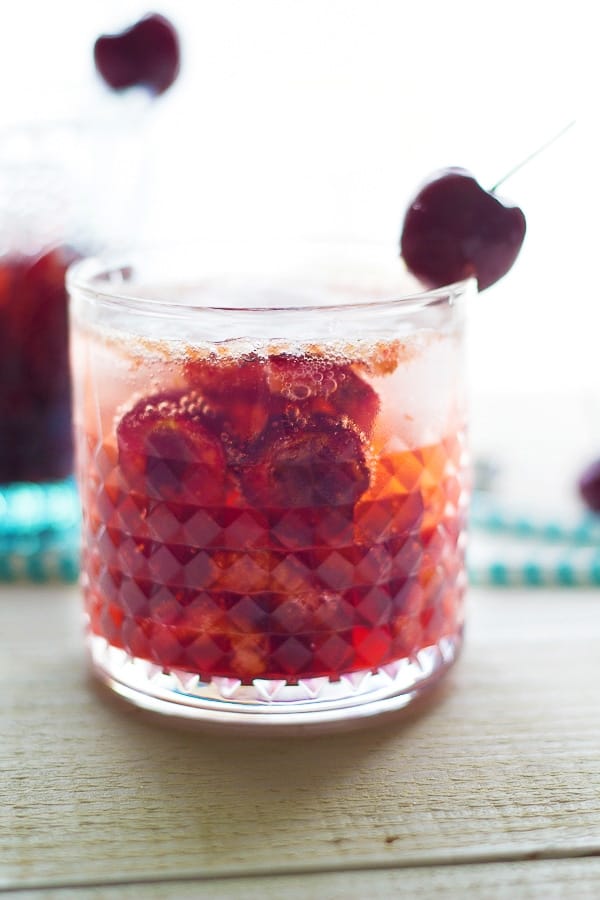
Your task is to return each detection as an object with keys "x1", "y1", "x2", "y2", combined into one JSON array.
[{"x1": 2, "y1": 583, "x2": 600, "y2": 898}]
